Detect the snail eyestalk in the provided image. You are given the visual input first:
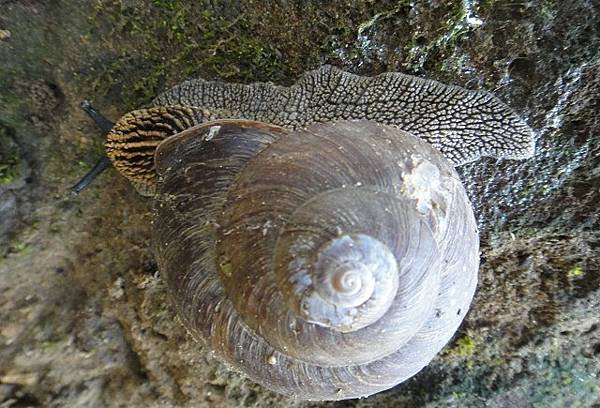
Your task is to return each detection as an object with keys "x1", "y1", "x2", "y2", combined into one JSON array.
[
  {"x1": 70, "y1": 156, "x2": 111, "y2": 194},
  {"x1": 80, "y1": 100, "x2": 114, "y2": 133},
  {"x1": 70, "y1": 100, "x2": 114, "y2": 194}
]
